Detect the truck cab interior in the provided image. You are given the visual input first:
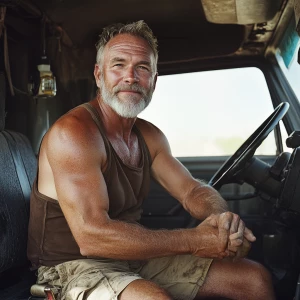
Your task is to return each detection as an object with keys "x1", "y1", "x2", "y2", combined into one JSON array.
[{"x1": 1, "y1": 0, "x2": 300, "y2": 299}]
